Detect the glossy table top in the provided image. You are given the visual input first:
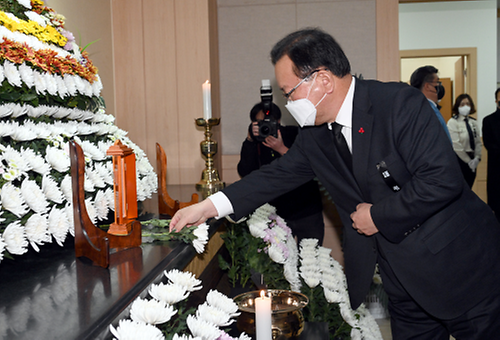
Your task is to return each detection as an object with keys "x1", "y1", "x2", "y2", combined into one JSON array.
[{"x1": 0, "y1": 217, "x2": 220, "y2": 340}]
